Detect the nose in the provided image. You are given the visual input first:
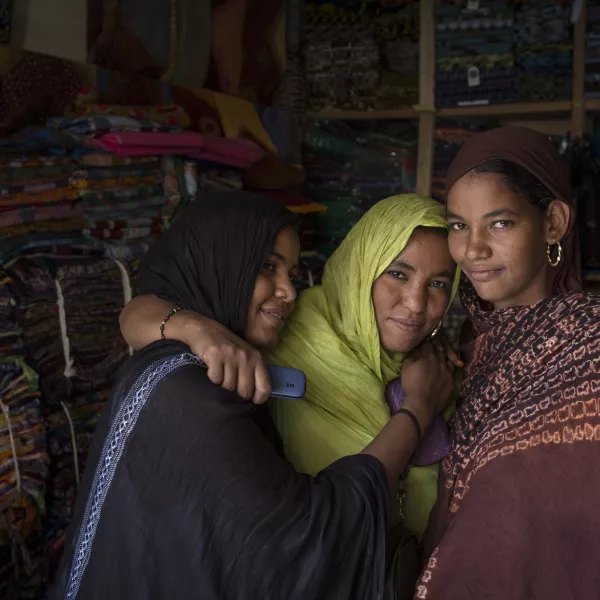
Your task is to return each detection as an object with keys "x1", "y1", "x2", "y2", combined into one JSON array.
[
  {"x1": 402, "y1": 281, "x2": 427, "y2": 315},
  {"x1": 275, "y1": 273, "x2": 297, "y2": 304},
  {"x1": 464, "y1": 229, "x2": 493, "y2": 262}
]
